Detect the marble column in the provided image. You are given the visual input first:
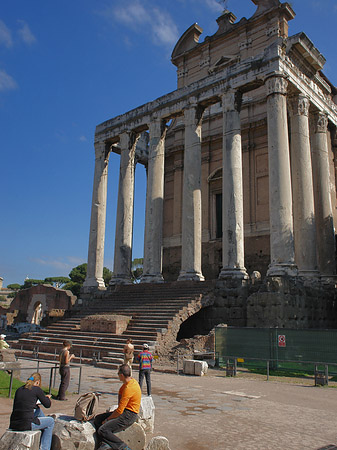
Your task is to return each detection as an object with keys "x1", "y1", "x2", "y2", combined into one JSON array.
[
  {"x1": 289, "y1": 94, "x2": 318, "y2": 277},
  {"x1": 178, "y1": 102, "x2": 205, "y2": 281},
  {"x1": 110, "y1": 131, "x2": 138, "y2": 285},
  {"x1": 219, "y1": 90, "x2": 248, "y2": 280},
  {"x1": 83, "y1": 142, "x2": 110, "y2": 291},
  {"x1": 266, "y1": 75, "x2": 297, "y2": 277},
  {"x1": 310, "y1": 112, "x2": 335, "y2": 276},
  {"x1": 141, "y1": 117, "x2": 166, "y2": 283}
]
